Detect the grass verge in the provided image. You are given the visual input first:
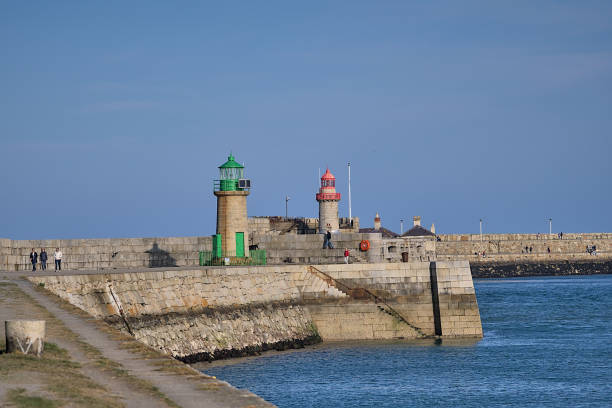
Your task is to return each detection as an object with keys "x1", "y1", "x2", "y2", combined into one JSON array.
[
  {"x1": 0, "y1": 342, "x2": 121, "y2": 408},
  {"x1": 6, "y1": 388, "x2": 59, "y2": 408},
  {"x1": 1, "y1": 281, "x2": 179, "y2": 408}
]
